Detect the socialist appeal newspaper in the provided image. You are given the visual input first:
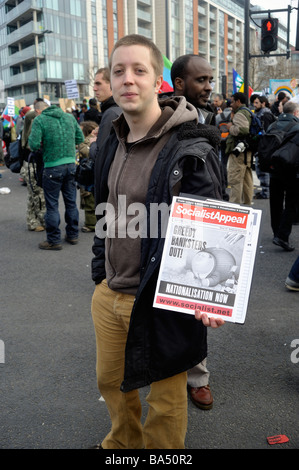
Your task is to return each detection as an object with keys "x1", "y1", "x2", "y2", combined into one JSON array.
[{"x1": 153, "y1": 196, "x2": 262, "y2": 324}]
